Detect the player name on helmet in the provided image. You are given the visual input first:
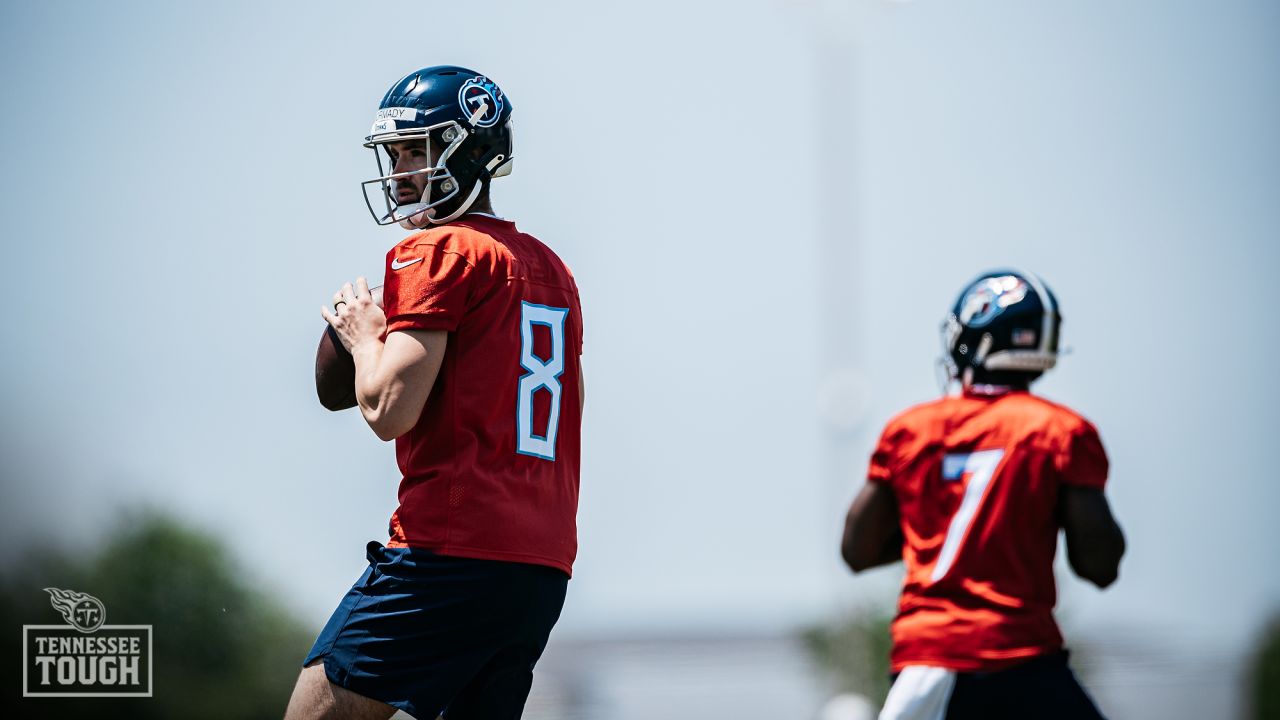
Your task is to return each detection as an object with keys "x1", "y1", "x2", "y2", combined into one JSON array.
[{"x1": 375, "y1": 107, "x2": 418, "y2": 122}]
